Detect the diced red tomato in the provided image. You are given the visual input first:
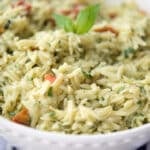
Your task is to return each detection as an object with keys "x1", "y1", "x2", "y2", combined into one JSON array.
[
  {"x1": 60, "y1": 4, "x2": 84, "y2": 18},
  {"x1": 61, "y1": 9, "x2": 72, "y2": 16},
  {"x1": 139, "y1": 9, "x2": 147, "y2": 16},
  {"x1": 94, "y1": 26, "x2": 119, "y2": 36},
  {"x1": 109, "y1": 12, "x2": 118, "y2": 19},
  {"x1": 12, "y1": 0, "x2": 32, "y2": 14},
  {"x1": 16, "y1": 0, "x2": 25, "y2": 6},
  {"x1": 44, "y1": 74, "x2": 56, "y2": 83}
]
